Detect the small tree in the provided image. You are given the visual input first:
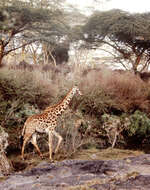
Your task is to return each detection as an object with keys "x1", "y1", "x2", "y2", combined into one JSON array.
[{"x1": 83, "y1": 9, "x2": 150, "y2": 73}]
